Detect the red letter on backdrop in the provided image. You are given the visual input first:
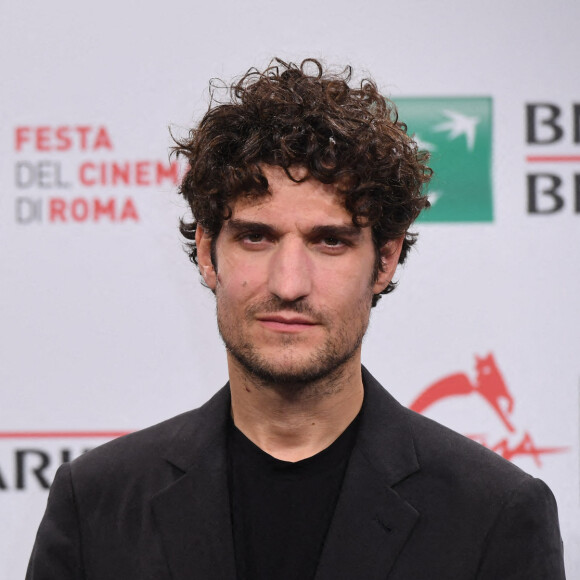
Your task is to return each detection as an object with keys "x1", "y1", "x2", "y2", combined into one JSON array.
[
  {"x1": 94, "y1": 198, "x2": 116, "y2": 221},
  {"x1": 112, "y1": 163, "x2": 130, "y2": 185},
  {"x1": 156, "y1": 161, "x2": 179, "y2": 184},
  {"x1": 71, "y1": 198, "x2": 89, "y2": 222},
  {"x1": 15, "y1": 127, "x2": 30, "y2": 151},
  {"x1": 49, "y1": 199, "x2": 67, "y2": 222},
  {"x1": 56, "y1": 127, "x2": 72, "y2": 151},
  {"x1": 76, "y1": 126, "x2": 92, "y2": 151},
  {"x1": 94, "y1": 127, "x2": 113, "y2": 151},
  {"x1": 79, "y1": 163, "x2": 96, "y2": 186},
  {"x1": 135, "y1": 161, "x2": 150, "y2": 186},
  {"x1": 36, "y1": 127, "x2": 51, "y2": 151},
  {"x1": 120, "y1": 198, "x2": 139, "y2": 222}
]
